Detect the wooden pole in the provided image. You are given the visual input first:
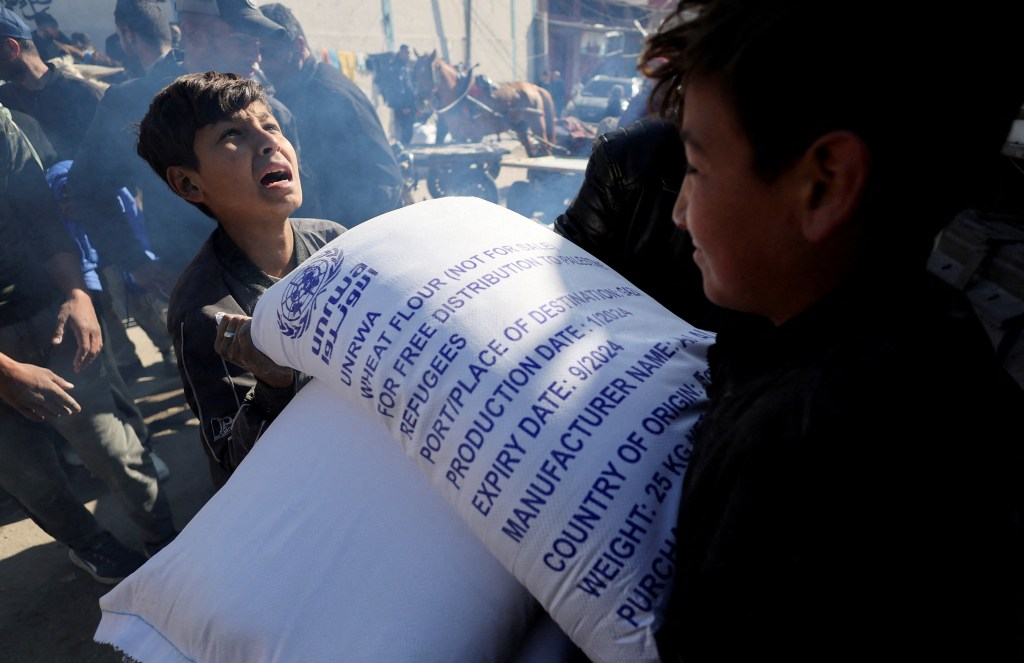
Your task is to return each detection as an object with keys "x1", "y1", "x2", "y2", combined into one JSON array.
[{"x1": 464, "y1": 0, "x2": 472, "y2": 66}]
